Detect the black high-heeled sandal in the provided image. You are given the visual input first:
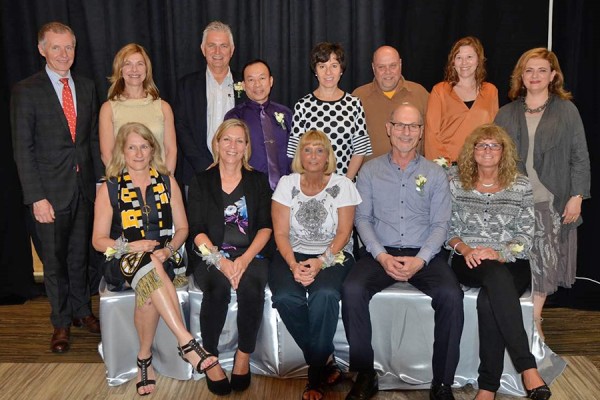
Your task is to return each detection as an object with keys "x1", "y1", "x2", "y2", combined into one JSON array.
[
  {"x1": 136, "y1": 355, "x2": 156, "y2": 396},
  {"x1": 526, "y1": 384, "x2": 552, "y2": 400},
  {"x1": 177, "y1": 338, "x2": 218, "y2": 374},
  {"x1": 230, "y1": 350, "x2": 251, "y2": 392},
  {"x1": 177, "y1": 339, "x2": 231, "y2": 395}
]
